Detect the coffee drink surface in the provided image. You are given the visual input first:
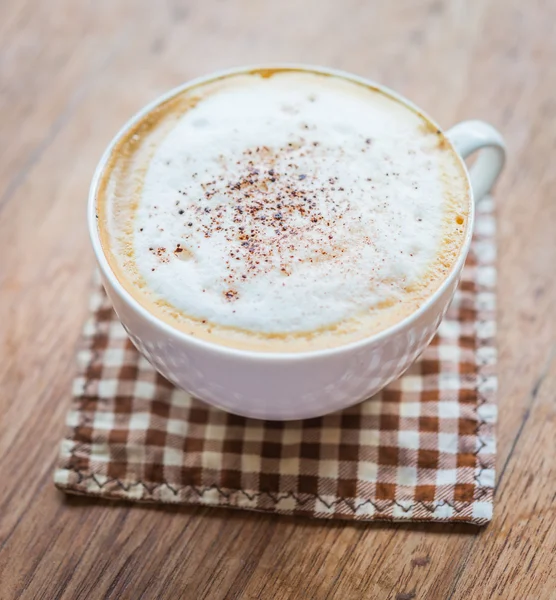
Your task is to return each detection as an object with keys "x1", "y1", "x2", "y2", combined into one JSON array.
[{"x1": 97, "y1": 69, "x2": 470, "y2": 352}]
